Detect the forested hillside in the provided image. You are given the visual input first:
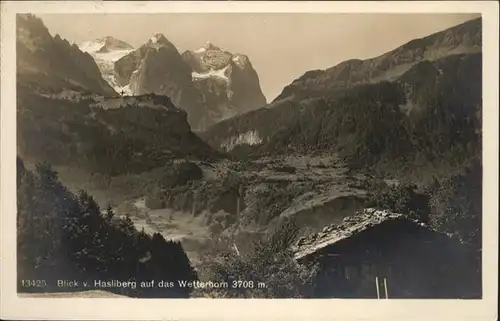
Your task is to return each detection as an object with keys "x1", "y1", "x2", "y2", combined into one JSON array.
[
  {"x1": 202, "y1": 53, "x2": 481, "y2": 181},
  {"x1": 17, "y1": 91, "x2": 222, "y2": 176},
  {"x1": 17, "y1": 14, "x2": 116, "y2": 96},
  {"x1": 17, "y1": 157, "x2": 197, "y2": 297}
]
